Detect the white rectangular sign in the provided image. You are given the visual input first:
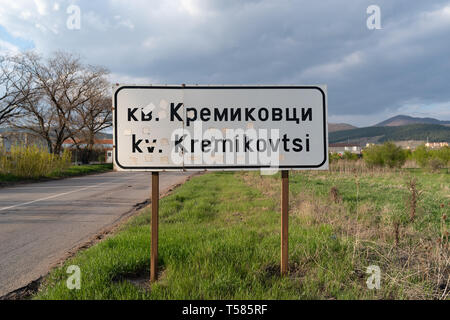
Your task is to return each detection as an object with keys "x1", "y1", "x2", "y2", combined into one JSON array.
[{"x1": 113, "y1": 85, "x2": 328, "y2": 171}]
